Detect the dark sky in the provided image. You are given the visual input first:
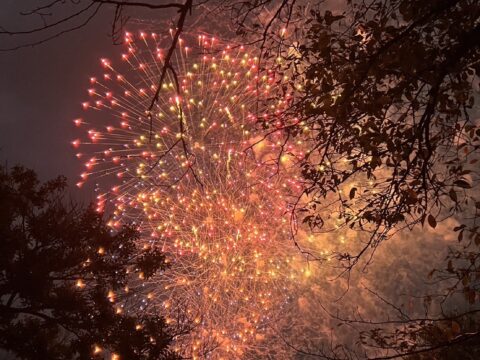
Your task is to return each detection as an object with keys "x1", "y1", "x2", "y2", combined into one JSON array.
[{"x1": 0, "y1": 1, "x2": 176, "y2": 200}]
